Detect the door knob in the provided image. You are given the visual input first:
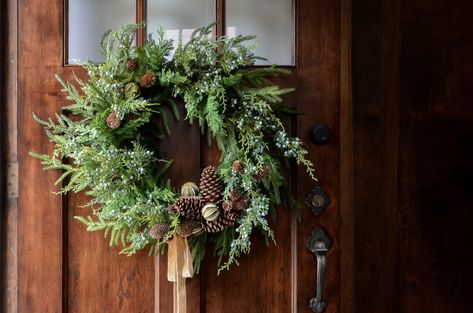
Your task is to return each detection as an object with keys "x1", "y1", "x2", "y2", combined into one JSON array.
[
  {"x1": 309, "y1": 124, "x2": 332, "y2": 145},
  {"x1": 307, "y1": 227, "x2": 332, "y2": 313},
  {"x1": 306, "y1": 186, "x2": 330, "y2": 215}
]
